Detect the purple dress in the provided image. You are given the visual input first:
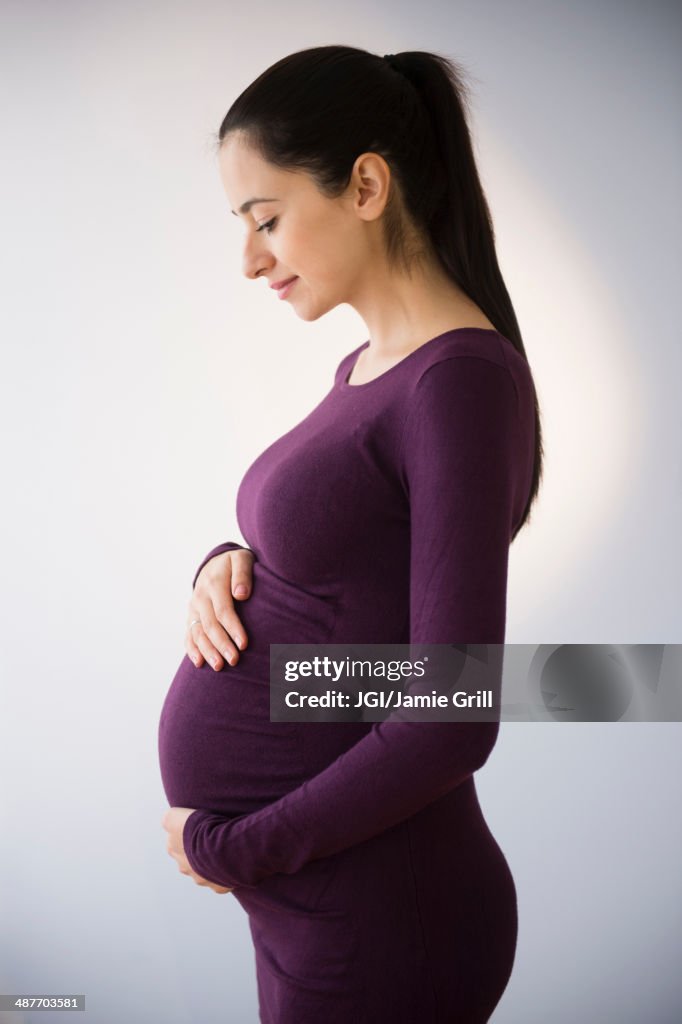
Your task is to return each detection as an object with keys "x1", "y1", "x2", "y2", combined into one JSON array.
[{"x1": 158, "y1": 328, "x2": 536, "y2": 1023}]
